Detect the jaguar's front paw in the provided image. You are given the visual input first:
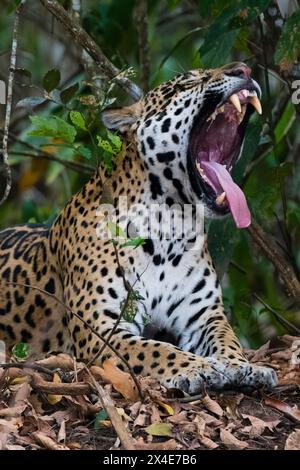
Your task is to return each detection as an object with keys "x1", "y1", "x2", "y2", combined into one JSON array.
[
  {"x1": 164, "y1": 357, "x2": 231, "y2": 394},
  {"x1": 216, "y1": 361, "x2": 278, "y2": 389}
]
